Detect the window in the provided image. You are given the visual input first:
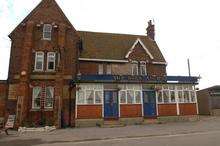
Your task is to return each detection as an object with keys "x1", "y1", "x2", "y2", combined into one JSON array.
[
  {"x1": 170, "y1": 91, "x2": 175, "y2": 103},
  {"x1": 32, "y1": 87, "x2": 42, "y2": 109},
  {"x1": 178, "y1": 91, "x2": 184, "y2": 103},
  {"x1": 95, "y1": 91, "x2": 102, "y2": 103},
  {"x1": 127, "y1": 90, "x2": 135, "y2": 104},
  {"x1": 157, "y1": 91, "x2": 163, "y2": 103},
  {"x1": 45, "y1": 87, "x2": 54, "y2": 108},
  {"x1": 157, "y1": 85, "x2": 197, "y2": 104},
  {"x1": 47, "y1": 52, "x2": 56, "y2": 71},
  {"x1": 119, "y1": 84, "x2": 142, "y2": 104},
  {"x1": 106, "y1": 64, "x2": 112, "y2": 75},
  {"x1": 43, "y1": 24, "x2": 52, "y2": 40},
  {"x1": 135, "y1": 91, "x2": 141, "y2": 103},
  {"x1": 132, "y1": 63, "x2": 138, "y2": 75},
  {"x1": 119, "y1": 90, "x2": 126, "y2": 103},
  {"x1": 140, "y1": 62, "x2": 147, "y2": 75},
  {"x1": 163, "y1": 90, "x2": 169, "y2": 103},
  {"x1": 86, "y1": 90, "x2": 94, "y2": 104},
  {"x1": 184, "y1": 91, "x2": 190, "y2": 103},
  {"x1": 190, "y1": 91, "x2": 196, "y2": 102},
  {"x1": 77, "y1": 84, "x2": 103, "y2": 104},
  {"x1": 35, "y1": 52, "x2": 44, "y2": 71},
  {"x1": 98, "y1": 64, "x2": 104, "y2": 75},
  {"x1": 78, "y1": 90, "x2": 85, "y2": 104}
]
